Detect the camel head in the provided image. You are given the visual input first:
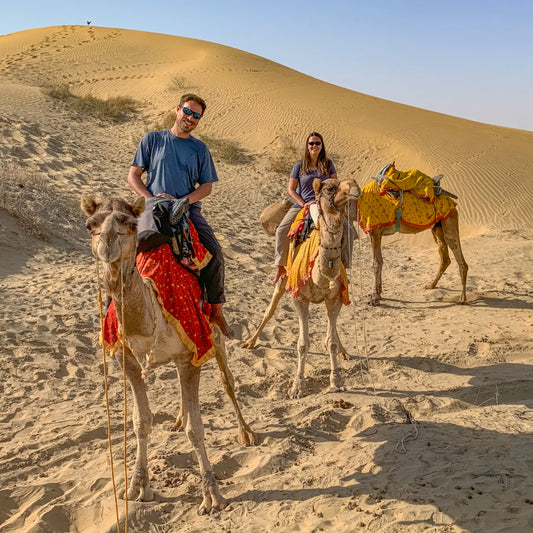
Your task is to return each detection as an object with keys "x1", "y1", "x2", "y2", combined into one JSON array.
[
  {"x1": 313, "y1": 178, "x2": 361, "y2": 224},
  {"x1": 81, "y1": 195, "x2": 145, "y2": 264}
]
